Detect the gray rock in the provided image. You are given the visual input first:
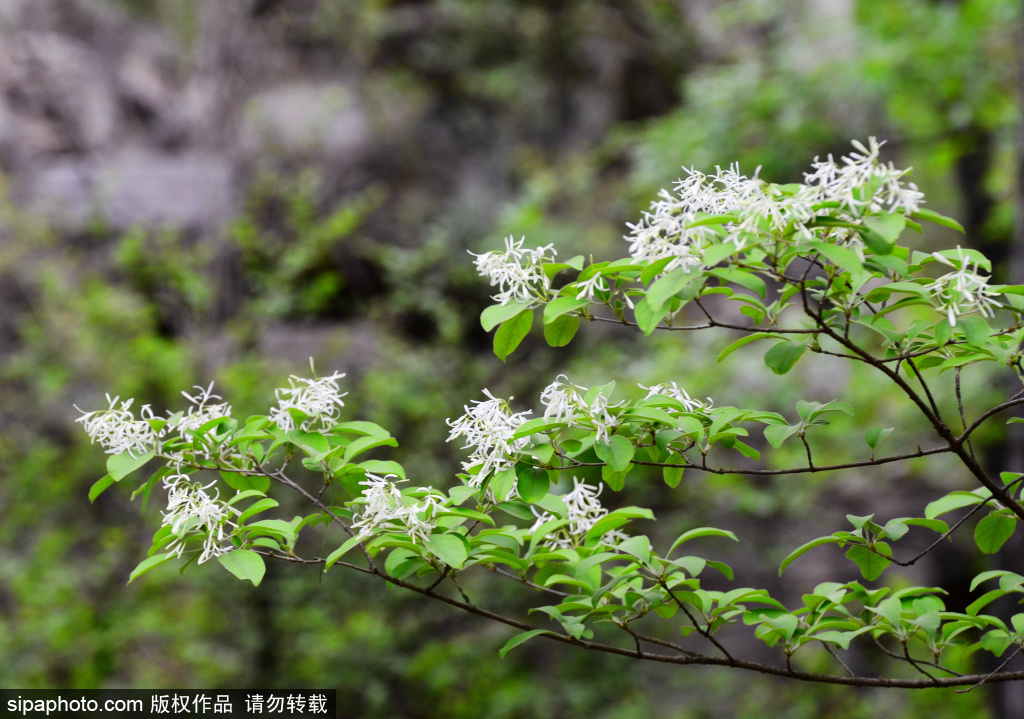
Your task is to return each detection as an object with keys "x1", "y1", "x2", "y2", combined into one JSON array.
[
  {"x1": 20, "y1": 160, "x2": 94, "y2": 227},
  {"x1": 24, "y1": 150, "x2": 238, "y2": 231},
  {"x1": 95, "y1": 150, "x2": 237, "y2": 230},
  {"x1": 8, "y1": 32, "x2": 118, "y2": 152},
  {"x1": 239, "y1": 82, "x2": 370, "y2": 161}
]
